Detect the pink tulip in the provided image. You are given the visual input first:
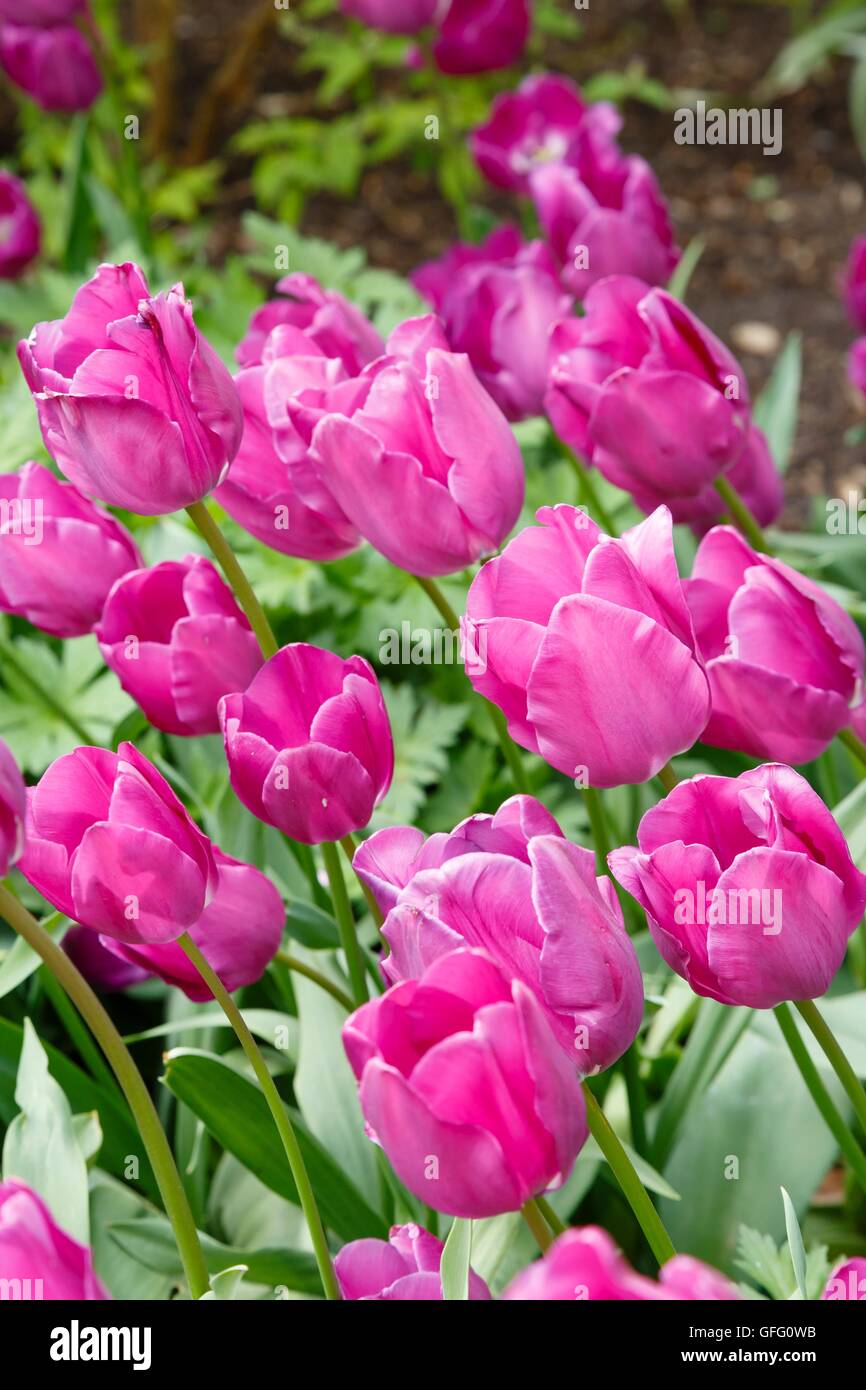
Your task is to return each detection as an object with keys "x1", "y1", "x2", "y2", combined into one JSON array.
[
  {"x1": 339, "y1": 0, "x2": 441, "y2": 35},
  {"x1": 343, "y1": 947, "x2": 588, "y2": 1218},
  {"x1": 0, "y1": 461, "x2": 141, "y2": 637},
  {"x1": 609, "y1": 764, "x2": 866, "y2": 1010},
  {"x1": 848, "y1": 336, "x2": 866, "y2": 397},
  {"x1": 503, "y1": 1226, "x2": 739, "y2": 1300},
  {"x1": 433, "y1": 0, "x2": 530, "y2": 75},
  {"x1": 463, "y1": 504, "x2": 710, "y2": 787},
  {"x1": 236, "y1": 273, "x2": 384, "y2": 373},
  {"x1": 822, "y1": 1258, "x2": 866, "y2": 1301},
  {"x1": 841, "y1": 236, "x2": 866, "y2": 332},
  {"x1": 0, "y1": 22, "x2": 102, "y2": 112},
  {"x1": 0, "y1": 737, "x2": 26, "y2": 877},
  {"x1": 219, "y1": 643, "x2": 393, "y2": 845},
  {"x1": 18, "y1": 263, "x2": 243, "y2": 514},
  {"x1": 19, "y1": 742, "x2": 218, "y2": 945},
  {"x1": 530, "y1": 156, "x2": 679, "y2": 297},
  {"x1": 0, "y1": 0, "x2": 83, "y2": 20},
  {"x1": 335, "y1": 1223, "x2": 491, "y2": 1300},
  {"x1": 0, "y1": 1180, "x2": 109, "y2": 1299},
  {"x1": 311, "y1": 315, "x2": 524, "y2": 576},
  {"x1": 685, "y1": 526, "x2": 866, "y2": 764},
  {"x1": 0, "y1": 171, "x2": 40, "y2": 279},
  {"x1": 98, "y1": 847, "x2": 283, "y2": 1000},
  {"x1": 471, "y1": 73, "x2": 624, "y2": 195},
  {"x1": 546, "y1": 276, "x2": 782, "y2": 527},
  {"x1": 354, "y1": 795, "x2": 643, "y2": 1073},
  {"x1": 63, "y1": 926, "x2": 149, "y2": 992},
  {"x1": 96, "y1": 554, "x2": 262, "y2": 736},
  {"x1": 411, "y1": 225, "x2": 573, "y2": 421}
]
